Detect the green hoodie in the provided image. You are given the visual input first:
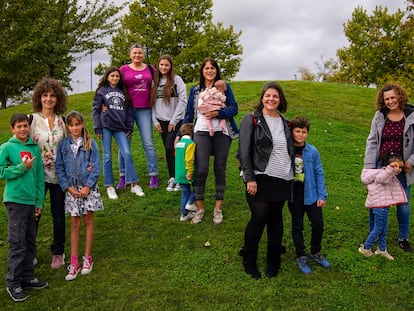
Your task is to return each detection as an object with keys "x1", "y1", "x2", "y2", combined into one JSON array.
[{"x1": 0, "y1": 136, "x2": 45, "y2": 208}]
